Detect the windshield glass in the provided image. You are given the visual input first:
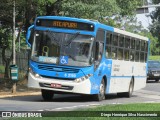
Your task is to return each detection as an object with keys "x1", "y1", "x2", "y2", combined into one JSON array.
[
  {"x1": 148, "y1": 61, "x2": 160, "y2": 68},
  {"x1": 31, "y1": 30, "x2": 94, "y2": 66}
]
